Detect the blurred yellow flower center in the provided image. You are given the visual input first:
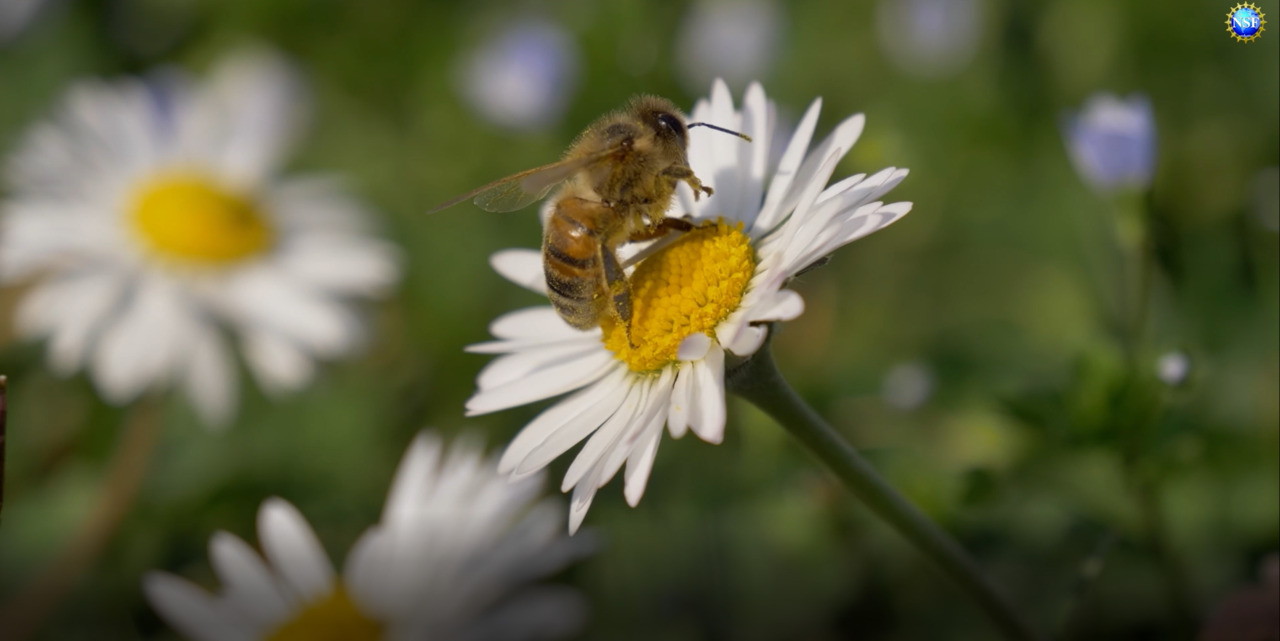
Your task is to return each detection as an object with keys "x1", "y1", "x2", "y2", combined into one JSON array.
[
  {"x1": 265, "y1": 587, "x2": 382, "y2": 641},
  {"x1": 602, "y1": 220, "x2": 755, "y2": 372},
  {"x1": 131, "y1": 174, "x2": 273, "y2": 264}
]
